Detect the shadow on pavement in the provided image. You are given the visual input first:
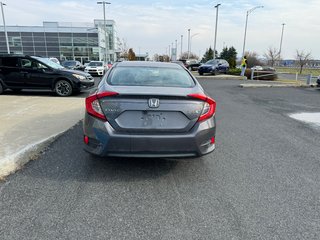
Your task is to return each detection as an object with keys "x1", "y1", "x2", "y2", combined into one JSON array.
[{"x1": 14, "y1": 123, "x2": 208, "y2": 183}]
